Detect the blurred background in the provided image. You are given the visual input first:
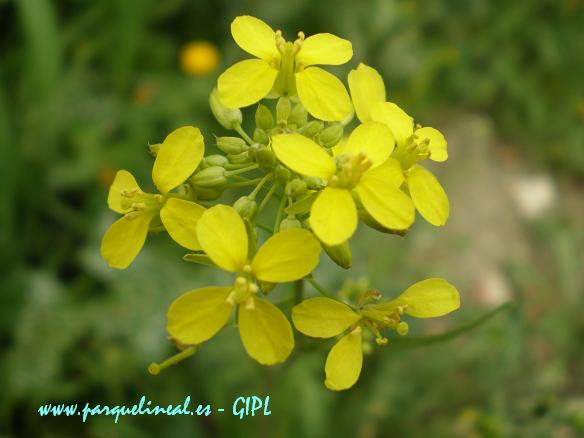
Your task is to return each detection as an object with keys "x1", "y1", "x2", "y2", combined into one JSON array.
[{"x1": 1, "y1": 0, "x2": 583, "y2": 436}]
